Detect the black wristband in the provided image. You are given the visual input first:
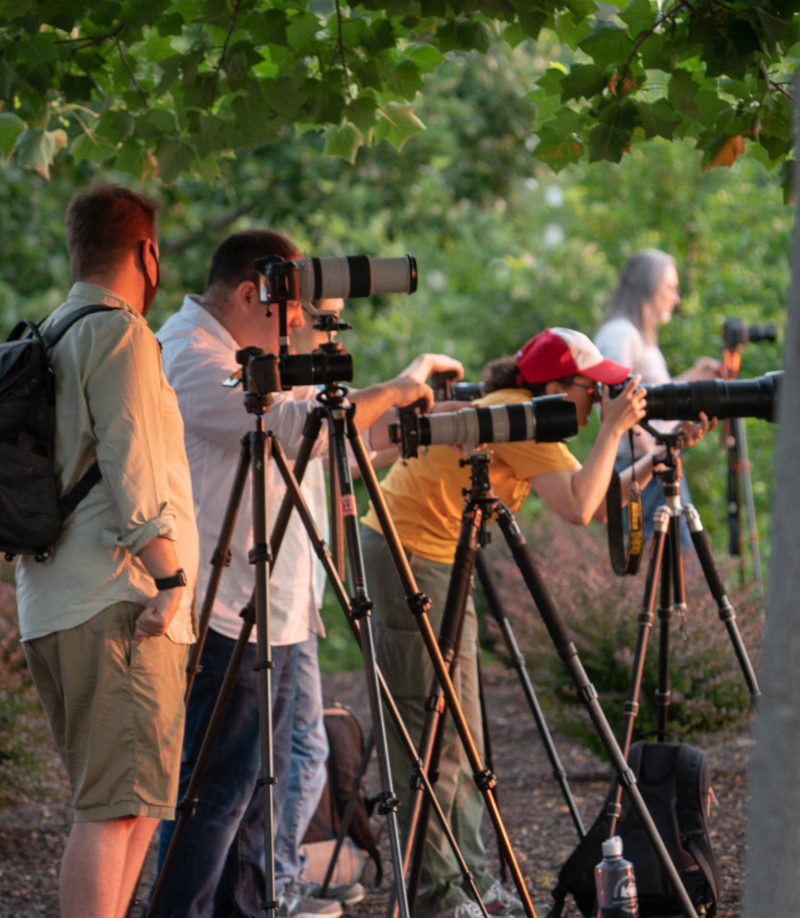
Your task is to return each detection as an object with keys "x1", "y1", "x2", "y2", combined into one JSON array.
[{"x1": 154, "y1": 568, "x2": 187, "y2": 590}]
